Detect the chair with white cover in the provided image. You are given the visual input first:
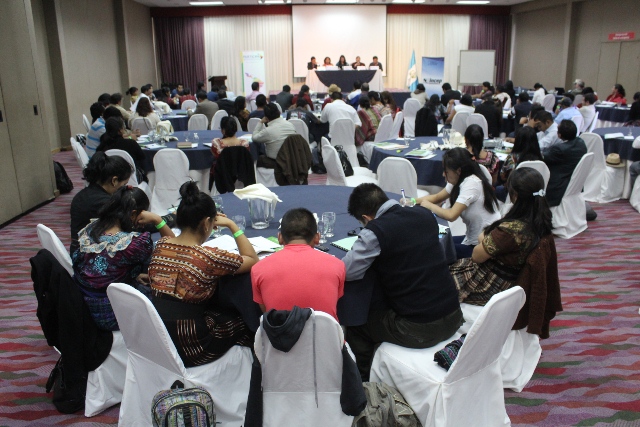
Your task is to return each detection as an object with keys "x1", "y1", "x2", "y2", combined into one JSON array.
[
  {"x1": 289, "y1": 118, "x2": 310, "y2": 143},
  {"x1": 83, "y1": 114, "x2": 91, "y2": 133},
  {"x1": 451, "y1": 111, "x2": 470, "y2": 135},
  {"x1": 580, "y1": 132, "x2": 606, "y2": 202},
  {"x1": 36, "y1": 224, "x2": 73, "y2": 276},
  {"x1": 130, "y1": 117, "x2": 153, "y2": 135},
  {"x1": 374, "y1": 114, "x2": 394, "y2": 143},
  {"x1": 149, "y1": 149, "x2": 191, "y2": 214},
  {"x1": 631, "y1": 174, "x2": 640, "y2": 213},
  {"x1": 541, "y1": 94, "x2": 555, "y2": 112},
  {"x1": 211, "y1": 110, "x2": 228, "y2": 130},
  {"x1": 274, "y1": 102, "x2": 283, "y2": 114},
  {"x1": 255, "y1": 310, "x2": 355, "y2": 427},
  {"x1": 233, "y1": 116, "x2": 243, "y2": 132},
  {"x1": 247, "y1": 117, "x2": 261, "y2": 133},
  {"x1": 389, "y1": 111, "x2": 404, "y2": 139},
  {"x1": 70, "y1": 137, "x2": 89, "y2": 170},
  {"x1": 250, "y1": 99, "x2": 257, "y2": 112},
  {"x1": 377, "y1": 157, "x2": 429, "y2": 198},
  {"x1": 321, "y1": 138, "x2": 378, "y2": 187},
  {"x1": 588, "y1": 111, "x2": 599, "y2": 133},
  {"x1": 187, "y1": 113, "x2": 208, "y2": 131},
  {"x1": 498, "y1": 160, "x2": 551, "y2": 216},
  {"x1": 107, "y1": 283, "x2": 253, "y2": 426},
  {"x1": 256, "y1": 159, "x2": 279, "y2": 187},
  {"x1": 402, "y1": 98, "x2": 421, "y2": 138},
  {"x1": 550, "y1": 152, "x2": 594, "y2": 238},
  {"x1": 466, "y1": 113, "x2": 489, "y2": 138},
  {"x1": 329, "y1": 121, "x2": 375, "y2": 178},
  {"x1": 105, "y1": 149, "x2": 152, "y2": 199},
  {"x1": 600, "y1": 158, "x2": 626, "y2": 203},
  {"x1": 181, "y1": 99, "x2": 197, "y2": 110},
  {"x1": 570, "y1": 115, "x2": 584, "y2": 135},
  {"x1": 370, "y1": 287, "x2": 525, "y2": 427},
  {"x1": 573, "y1": 94, "x2": 583, "y2": 107}
]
